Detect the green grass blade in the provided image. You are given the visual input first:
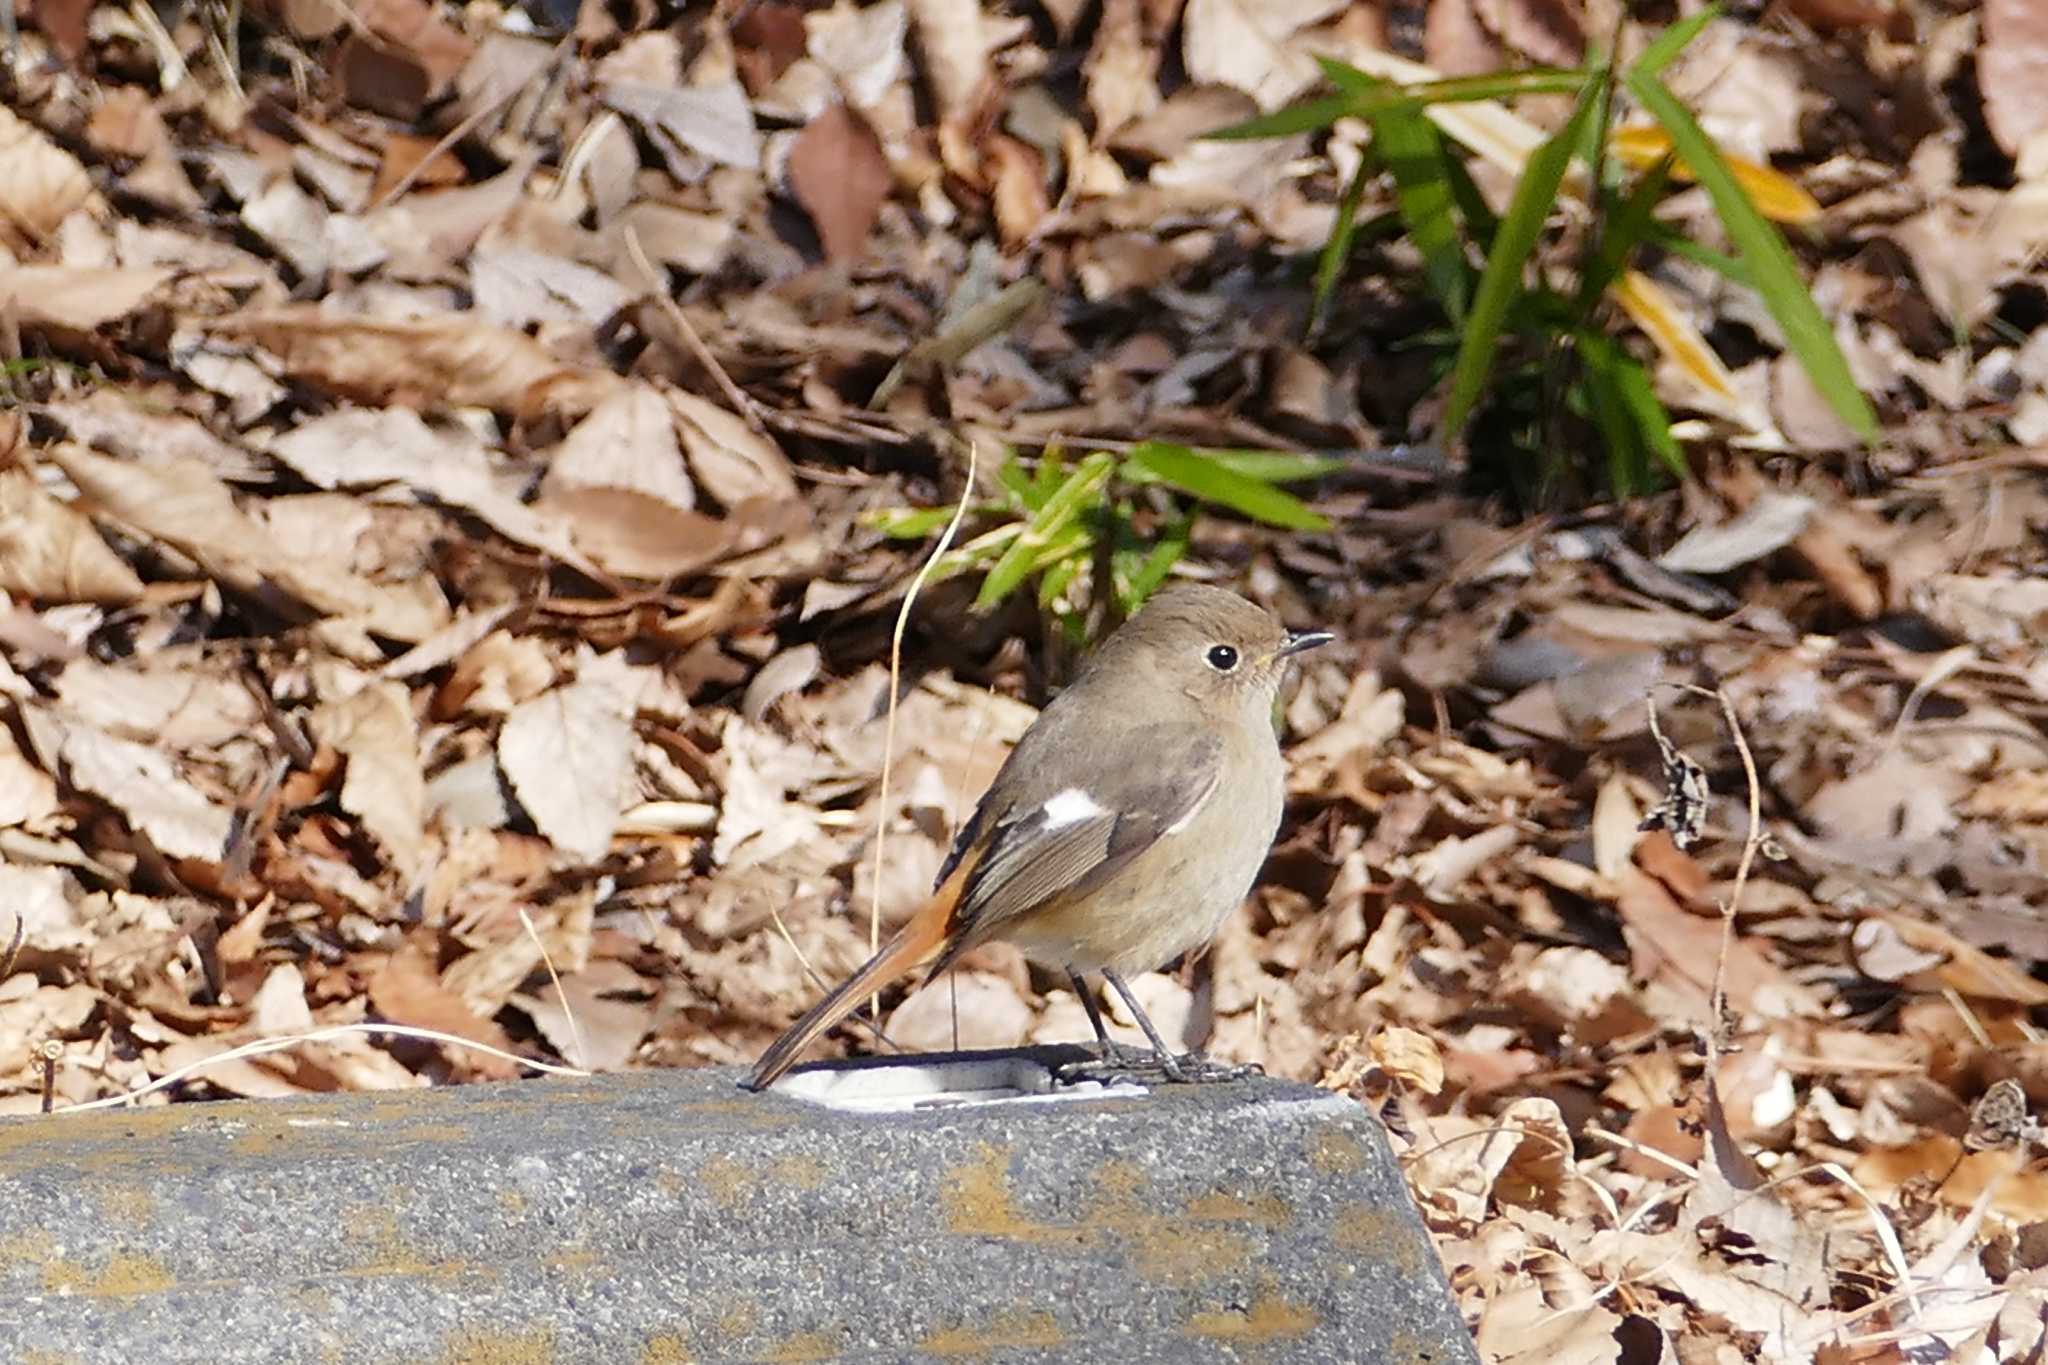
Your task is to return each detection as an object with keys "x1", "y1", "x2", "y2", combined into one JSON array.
[
  {"x1": 1624, "y1": 67, "x2": 1878, "y2": 443},
  {"x1": 1124, "y1": 442, "x2": 1330, "y2": 531},
  {"x1": 1442, "y1": 86, "x2": 1603, "y2": 436},
  {"x1": 1206, "y1": 96, "x2": 1354, "y2": 140},
  {"x1": 866, "y1": 503, "x2": 997, "y2": 538}
]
